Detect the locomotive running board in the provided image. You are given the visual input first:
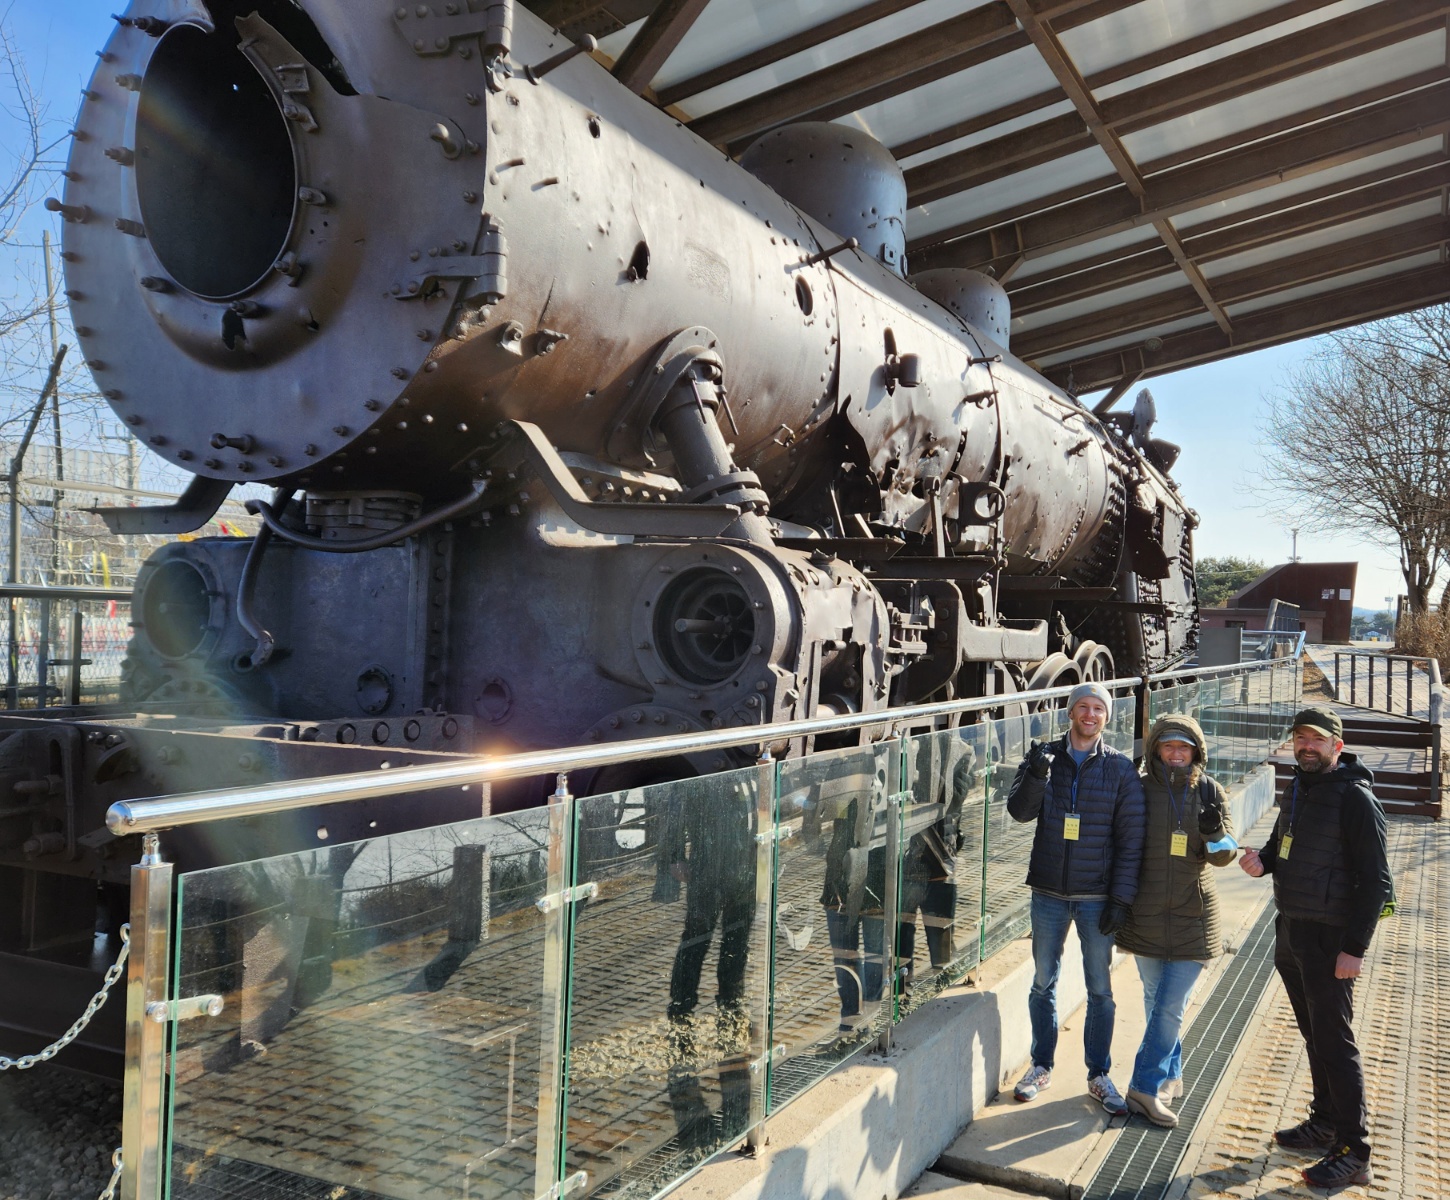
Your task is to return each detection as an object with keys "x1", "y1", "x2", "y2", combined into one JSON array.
[{"x1": 94, "y1": 474, "x2": 233, "y2": 536}]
